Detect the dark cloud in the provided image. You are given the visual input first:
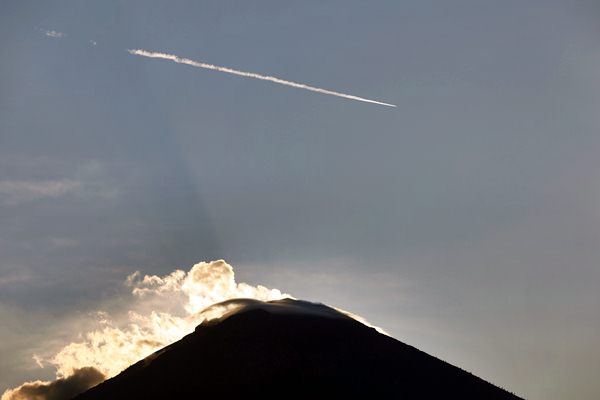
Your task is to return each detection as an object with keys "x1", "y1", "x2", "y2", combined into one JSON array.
[{"x1": 2, "y1": 367, "x2": 104, "y2": 400}]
